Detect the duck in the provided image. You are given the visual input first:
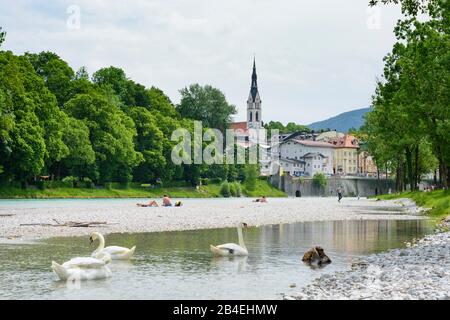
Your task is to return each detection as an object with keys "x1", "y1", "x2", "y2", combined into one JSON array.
[
  {"x1": 51, "y1": 252, "x2": 112, "y2": 281},
  {"x1": 210, "y1": 222, "x2": 249, "y2": 256},
  {"x1": 90, "y1": 232, "x2": 136, "y2": 260}
]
